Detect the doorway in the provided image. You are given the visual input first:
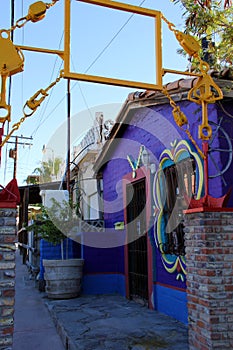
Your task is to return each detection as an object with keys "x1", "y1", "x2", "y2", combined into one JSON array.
[{"x1": 126, "y1": 178, "x2": 148, "y2": 303}]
